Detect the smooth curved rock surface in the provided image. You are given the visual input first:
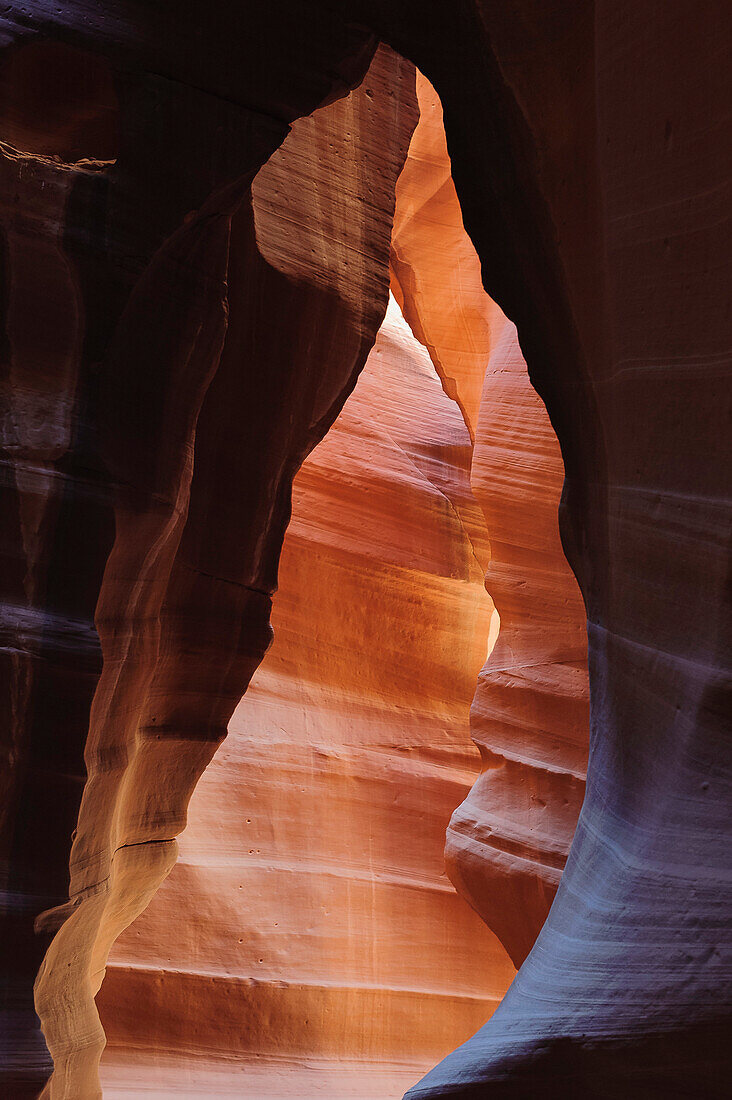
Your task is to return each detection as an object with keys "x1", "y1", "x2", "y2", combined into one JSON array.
[
  {"x1": 94, "y1": 72, "x2": 592, "y2": 1097},
  {"x1": 0, "y1": 2, "x2": 729, "y2": 1098},
  {"x1": 93, "y1": 69, "x2": 591, "y2": 1098},
  {"x1": 0, "y1": 30, "x2": 417, "y2": 1098},
  {"x1": 395, "y1": 1, "x2": 732, "y2": 1095},
  {"x1": 41, "y1": 47, "x2": 417, "y2": 1100},
  {"x1": 391, "y1": 73, "x2": 589, "y2": 971},
  {"x1": 97, "y1": 294, "x2": 516, "y2": 1097}
]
